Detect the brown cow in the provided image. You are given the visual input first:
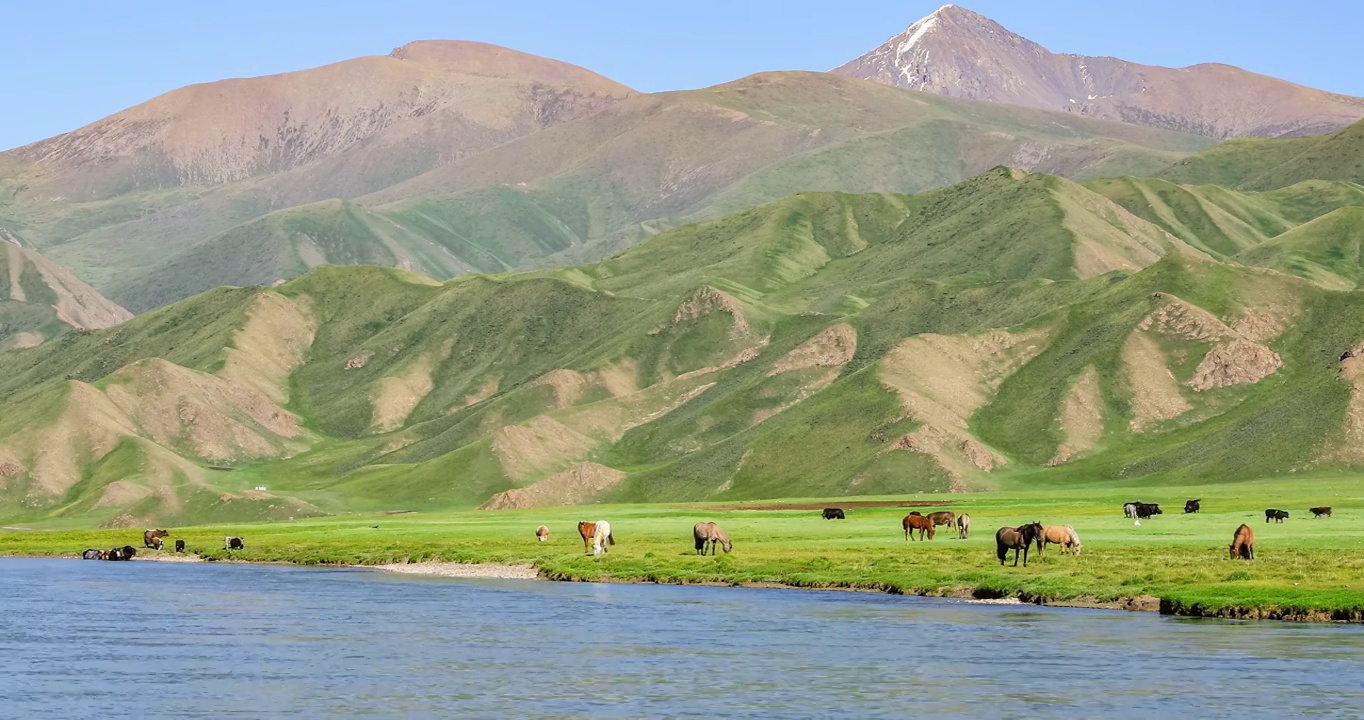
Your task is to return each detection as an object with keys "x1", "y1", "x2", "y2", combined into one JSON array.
[
  {"x1": 1230, "y1": 524, "x2": 1255, "y2": 560},
  {"x1": 903, "y1": 514, "x2": 935, "y2": 541},
  {"x1": 1310, "y1": 506, "x2": 1333, "y2": 518},
  {"x1": 143, "y1": 529, "x2": 169, "y2": 548}
]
